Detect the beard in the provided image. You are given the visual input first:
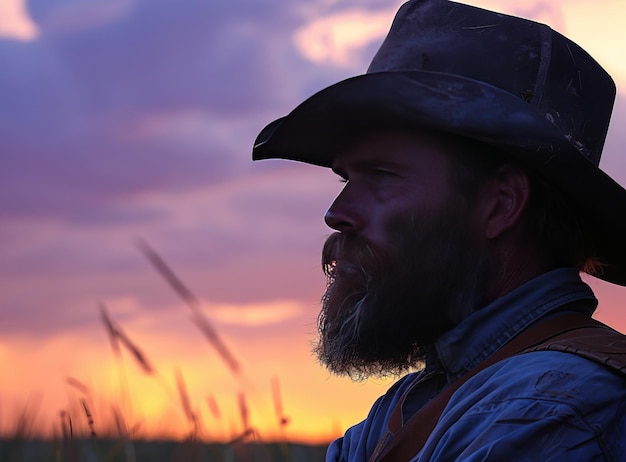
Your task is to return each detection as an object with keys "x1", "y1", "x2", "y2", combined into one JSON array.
[{"x1": 313, "y1": 206, "x2": 491, "y2": 380}]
